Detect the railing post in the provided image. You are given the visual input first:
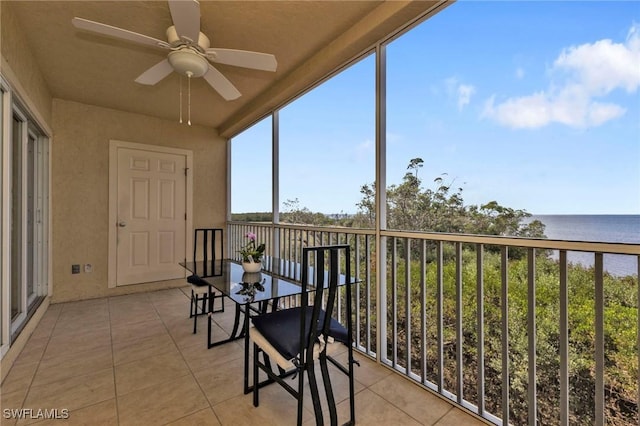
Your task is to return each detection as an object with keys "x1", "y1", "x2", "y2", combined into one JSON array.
[
  {"x1": 437, "y1": 240, "x2": 444, "y2": 392},
  {"x1": 476, "y1": 244, "x2": 485, "y2": 416},
  {"x1": 501, "y1": 246, "x2": 510, "y2": 425},
  {"x1": 366, "y1": 234, "x2": 372, "y2": 355},
  {"x1": 421, "y1": 240, "x2": 427, "y2": 385},
  {"x1": 391, "y1": 237, "x2": 398, "y2": 367},
  {"x1": 456, "y1": 242, "x2": 463, "y2": 403},
  {"x1": 595, "y1": 253, "x2": 604, "y2": 426},
  {"x1": 405, "y1": 237, "x2": 412, "y2": 375},
  {"x1": 527, "y1": 248, "x2": 537, "y2": 426},
  {"x1": 379, "y1": 235, "x2": 388, "y2": 367},
  {"x1": 637, "y1": 255, "x2": 640, "y2": 426},
  {"x1": 560, "y1": 250, "x2": 569, "y2": 426}
]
